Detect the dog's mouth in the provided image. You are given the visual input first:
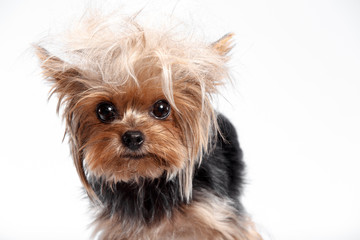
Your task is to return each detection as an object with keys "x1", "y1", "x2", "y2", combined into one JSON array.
[
  {"x1": 121, "y1": 154, "x2": 148, "y2": 160},
  {"x1": 120, "y1": 153, "x2": 169, "y2": 166}
]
